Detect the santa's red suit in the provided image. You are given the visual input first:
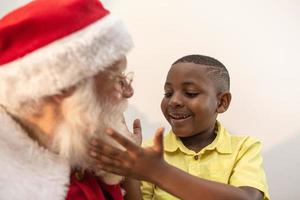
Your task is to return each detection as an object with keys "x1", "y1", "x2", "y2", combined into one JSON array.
[{"x1": 0, "y1": 108, "x2": 123, "y2": 200}]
